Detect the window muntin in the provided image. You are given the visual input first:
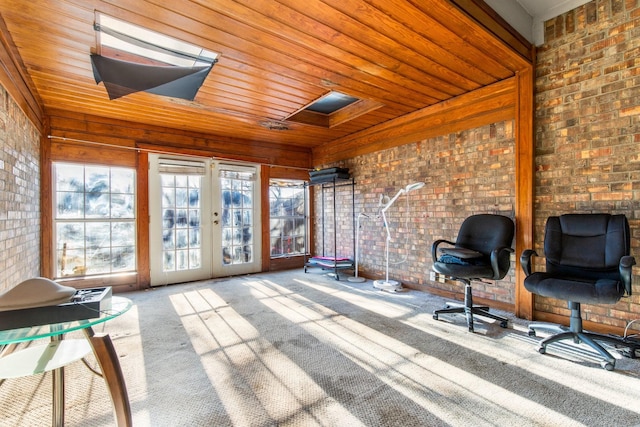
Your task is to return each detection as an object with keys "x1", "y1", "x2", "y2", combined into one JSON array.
[
  {"x1": 54, "y1": 163, "x2": 136, "y2": 278},
  {"x1": 269, "y1": 180, "x2": 306, "y2": 257}
]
